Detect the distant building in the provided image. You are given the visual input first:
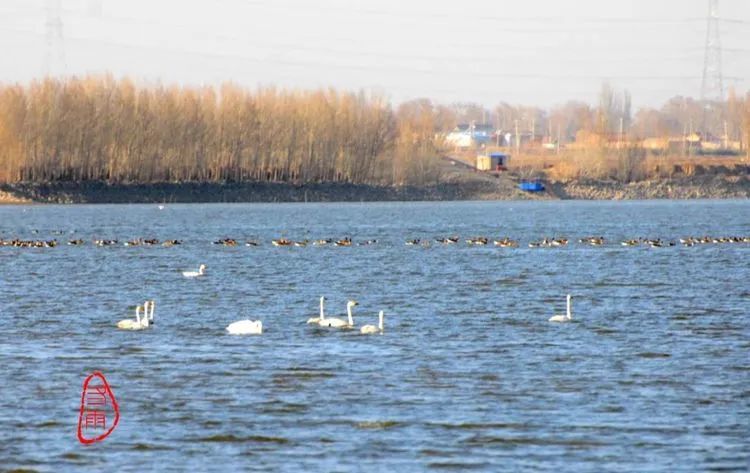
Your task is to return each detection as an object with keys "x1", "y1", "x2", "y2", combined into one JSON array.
[
  {"x1": 445, "y1": 122, "x2": 493, "y2": 149},
  {"x1": 643, "y1": 132, "x2": 742, "y2": 154},
  {"x1": 494, "y1": 129, "x2": 535, "y2": 148},
  {"x1": 476, "y1": 152, "x2": 510, "y2": 171}
]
